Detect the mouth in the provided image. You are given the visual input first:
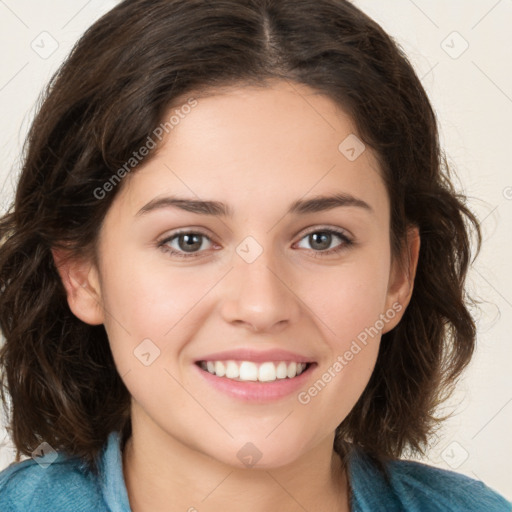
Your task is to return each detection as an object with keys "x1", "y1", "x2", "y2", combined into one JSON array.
[
  {"x1": 194, "y1": 358, "x2": 318, "y2": 402},
  {"x1": 195, "y1": 360, "x2": 315, "y2": 383},
  {"x1": 193, "y1": 348, "x2": 318, "y2": 402}
]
